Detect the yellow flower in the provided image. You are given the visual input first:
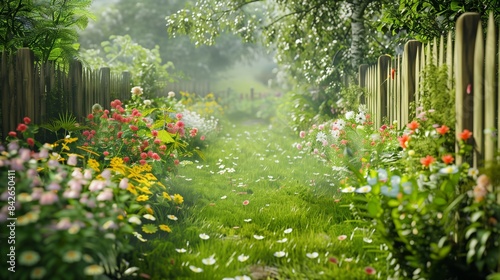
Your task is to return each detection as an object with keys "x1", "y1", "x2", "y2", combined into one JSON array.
[
  {"x1": 136, "y1": 195, "x2": 149, "y2": 202},
  {"x1": 87, "y1": 159, "x2": 100, "y2": 172},
  {"x1": 110, "y1": 157, "x2": 124, "y2": 167},
  {"x1": 159, "y1": 224, "x2": 172, "y2": 232},
  {"x1": 156, "y1": 181, "x2": 167, "y2": 189},
  {"x1": 162, "y1": 192, "x2": 172, "y2": 200},
  {"x1": 64, "y1": 137, "x2": 79, "y2": 144},
  {"x1": 142, "y1": 224, "x2": 158, "y2": 234},
  {"x1": 141, "y1": 164, "x2": 152, "y2": 172},
  {"x1": 137, "y1": 186, "x2": 152, "y2": 195},
  {"x1": 173, "y1": 194, "x2": 184, "y2": 205},
  {"x1": 145, "y1": 206, "x2": 154, "y2": 215},
  {"x1": 127, "y1": 184, "x2": 138, "y2": 196},
  {"x1": 144, "y1": 173, "x2": 157, "y2": 181}
]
